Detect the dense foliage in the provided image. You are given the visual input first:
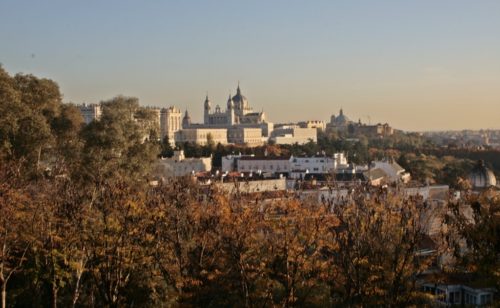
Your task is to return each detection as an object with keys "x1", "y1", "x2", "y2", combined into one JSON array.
[{"x1": 1, "y1": 66, "x2": 498, "y2": 307}]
